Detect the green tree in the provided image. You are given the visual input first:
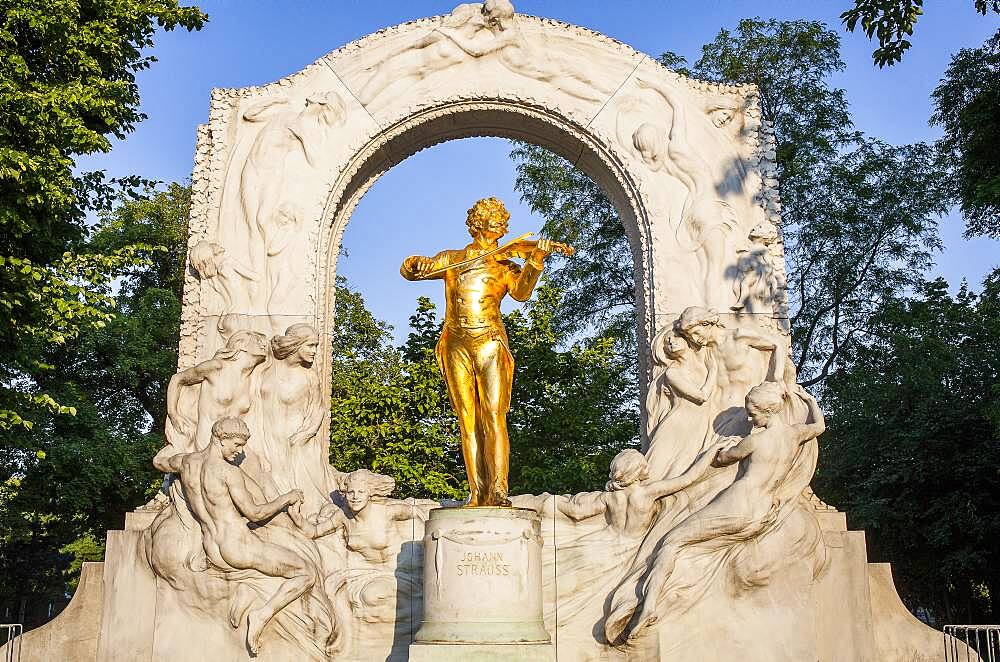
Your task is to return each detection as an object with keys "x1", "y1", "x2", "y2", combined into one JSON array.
[
  {"x1": 841, "y1": 0, "x2": 1000, "y2": 67},
  {"x1": 513, "y1": 18, "x2": 948, "y2": 386},
  {"x1": 328, "y1": 279, "x2": 640, "y2": 499},
  {"x1": 689, "y1": 18, "x2": 949, "y2": 384},
  {"x1": 506, "y1": 283, "x2": 639, "y2": 494},
  {"x1": 0, "y1": 184, "x2": 191, "y2": 627},
  {"x1": 0, "y1": 0, "x2": 206, "y2": 430},
  {"x1": 931, "y1": 29, "x2": 1000, "y2": 239},
  {"x1": 328, "y1": 284, "x2": 465, "y2": 499},
  {"x1": 509, "y1": 142, "x2": 635, "y2": 355},
  {"x1": 814, "y1": 271, "x2": 1000, "y2": 623}
]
